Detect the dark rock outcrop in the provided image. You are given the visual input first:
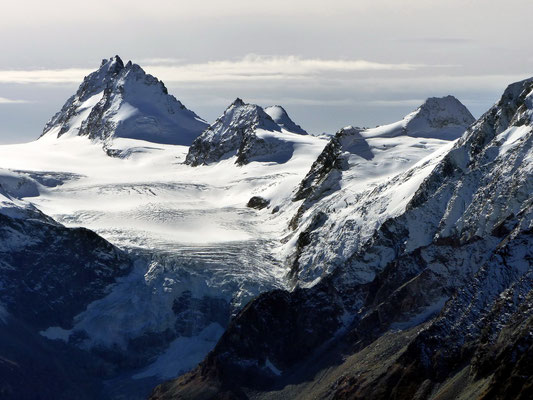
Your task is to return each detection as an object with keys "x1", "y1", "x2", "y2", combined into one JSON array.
[{"x1": 246, "y1": 196, "x2": 270, "y2": 210}]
